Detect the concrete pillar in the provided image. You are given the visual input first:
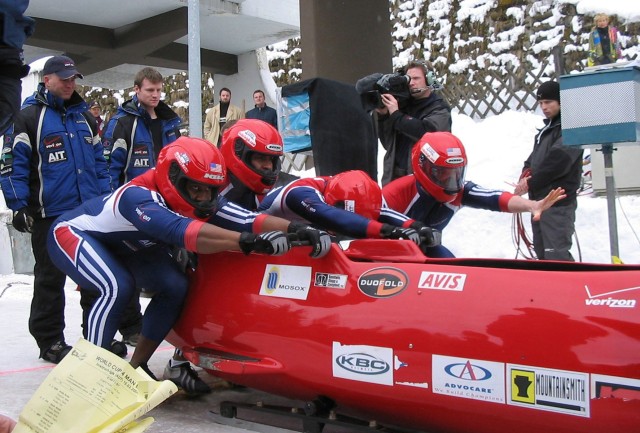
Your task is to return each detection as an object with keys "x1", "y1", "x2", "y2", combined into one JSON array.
[{"x1": 299, "y1": 0, "x2": 393, "y2": 84}]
